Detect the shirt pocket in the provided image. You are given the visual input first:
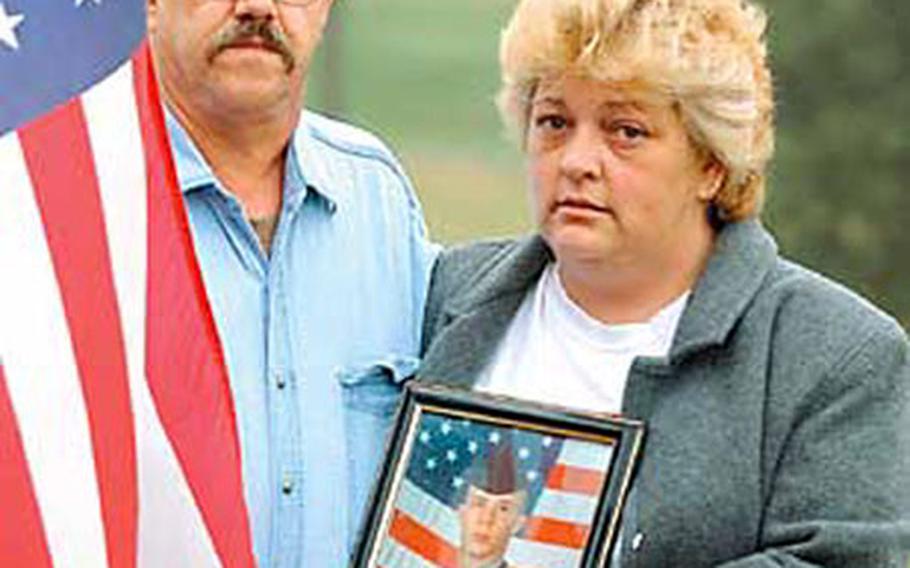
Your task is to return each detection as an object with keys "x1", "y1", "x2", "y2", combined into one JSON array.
[
  {"x1": 336, "y1": 355, "x2": 418, "y2": 417},
  {"x1": 336, "y1": 355, "x2": 419, "y2": 542}
]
